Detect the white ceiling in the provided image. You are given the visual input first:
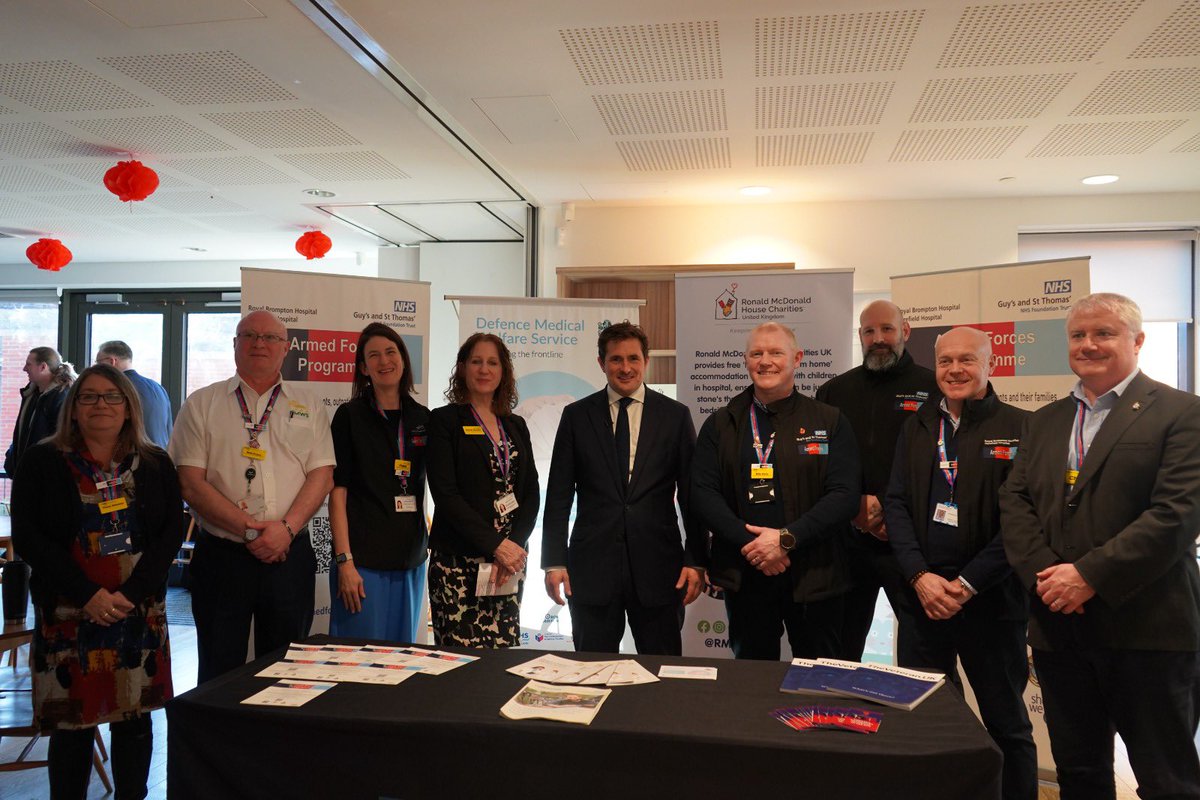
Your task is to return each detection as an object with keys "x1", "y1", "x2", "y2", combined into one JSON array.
[{"x1": 1, "y1": 0, "x2": 1198, "y2": 266}]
